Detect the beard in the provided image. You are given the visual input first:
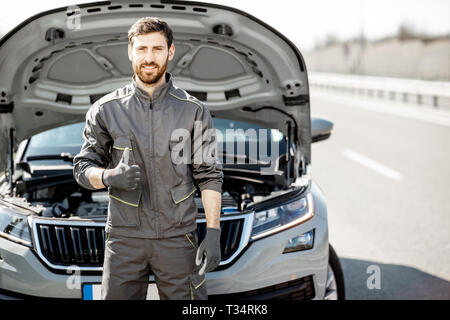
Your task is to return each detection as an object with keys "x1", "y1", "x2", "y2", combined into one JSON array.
[{"x1": 134, "y1": 55, "x2": 169, "y2": 85}]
